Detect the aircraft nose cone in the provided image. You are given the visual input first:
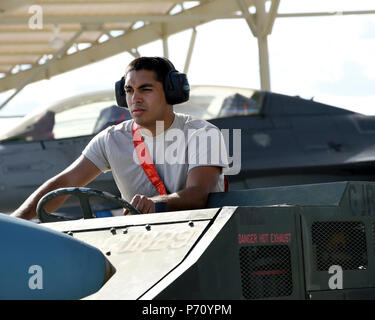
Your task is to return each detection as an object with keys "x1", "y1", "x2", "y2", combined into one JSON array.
[{"x1": 103, "y1": 256, "x2": 116, "y2": 285}]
